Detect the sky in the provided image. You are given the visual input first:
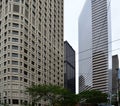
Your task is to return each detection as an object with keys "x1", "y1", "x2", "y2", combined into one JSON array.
[{"x1": 64, "y1": 0, "x2": 120, "y2": 93}]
